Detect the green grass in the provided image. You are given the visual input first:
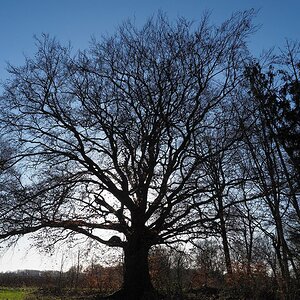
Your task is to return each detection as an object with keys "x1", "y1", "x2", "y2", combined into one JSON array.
[
  {"x1": 0, "y1": 287, "x2": 100, "y2": 300},
  {"x1": 0, "y1": 288, "x2": 31, "y2": 300}
]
